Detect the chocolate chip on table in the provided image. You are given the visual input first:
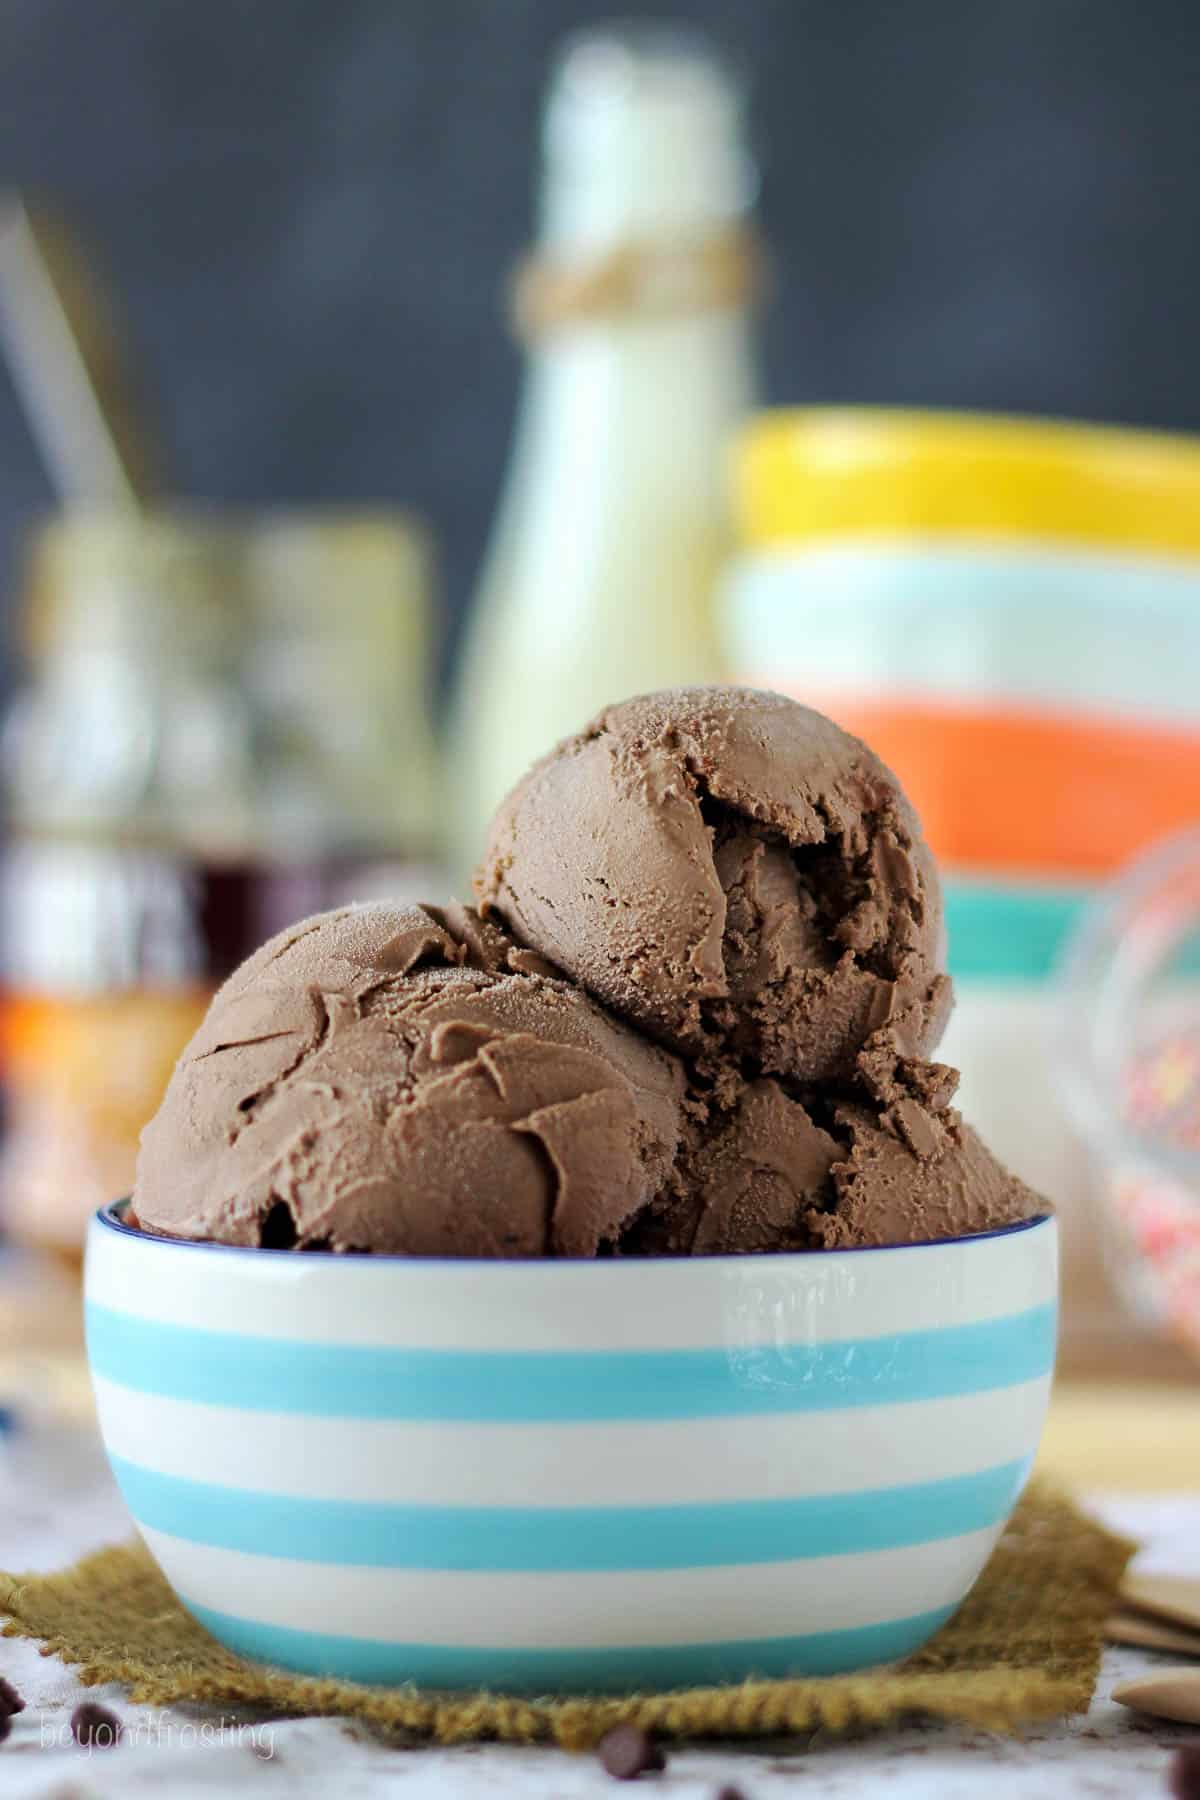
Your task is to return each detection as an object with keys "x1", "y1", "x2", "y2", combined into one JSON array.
[
  {"x1": 0, "y1": 1677, "x2": 24, "y2": 1715},
  {"x1": 70, "y1": 1702, "x2": 122, "y2": 1748},
  {"x1": 0, "y1": 1712, "x2": 9, "y2": 1745},
  {"x1": 1169, "y1": 1746, "x2": 1200, "y2": 1800},
  {"x1": 714, "y1": 1787, "x2": 749, "y2": 1800},
  {"x1": 597, "y1": 1723, "x2": 667, "y2": 1780}
]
